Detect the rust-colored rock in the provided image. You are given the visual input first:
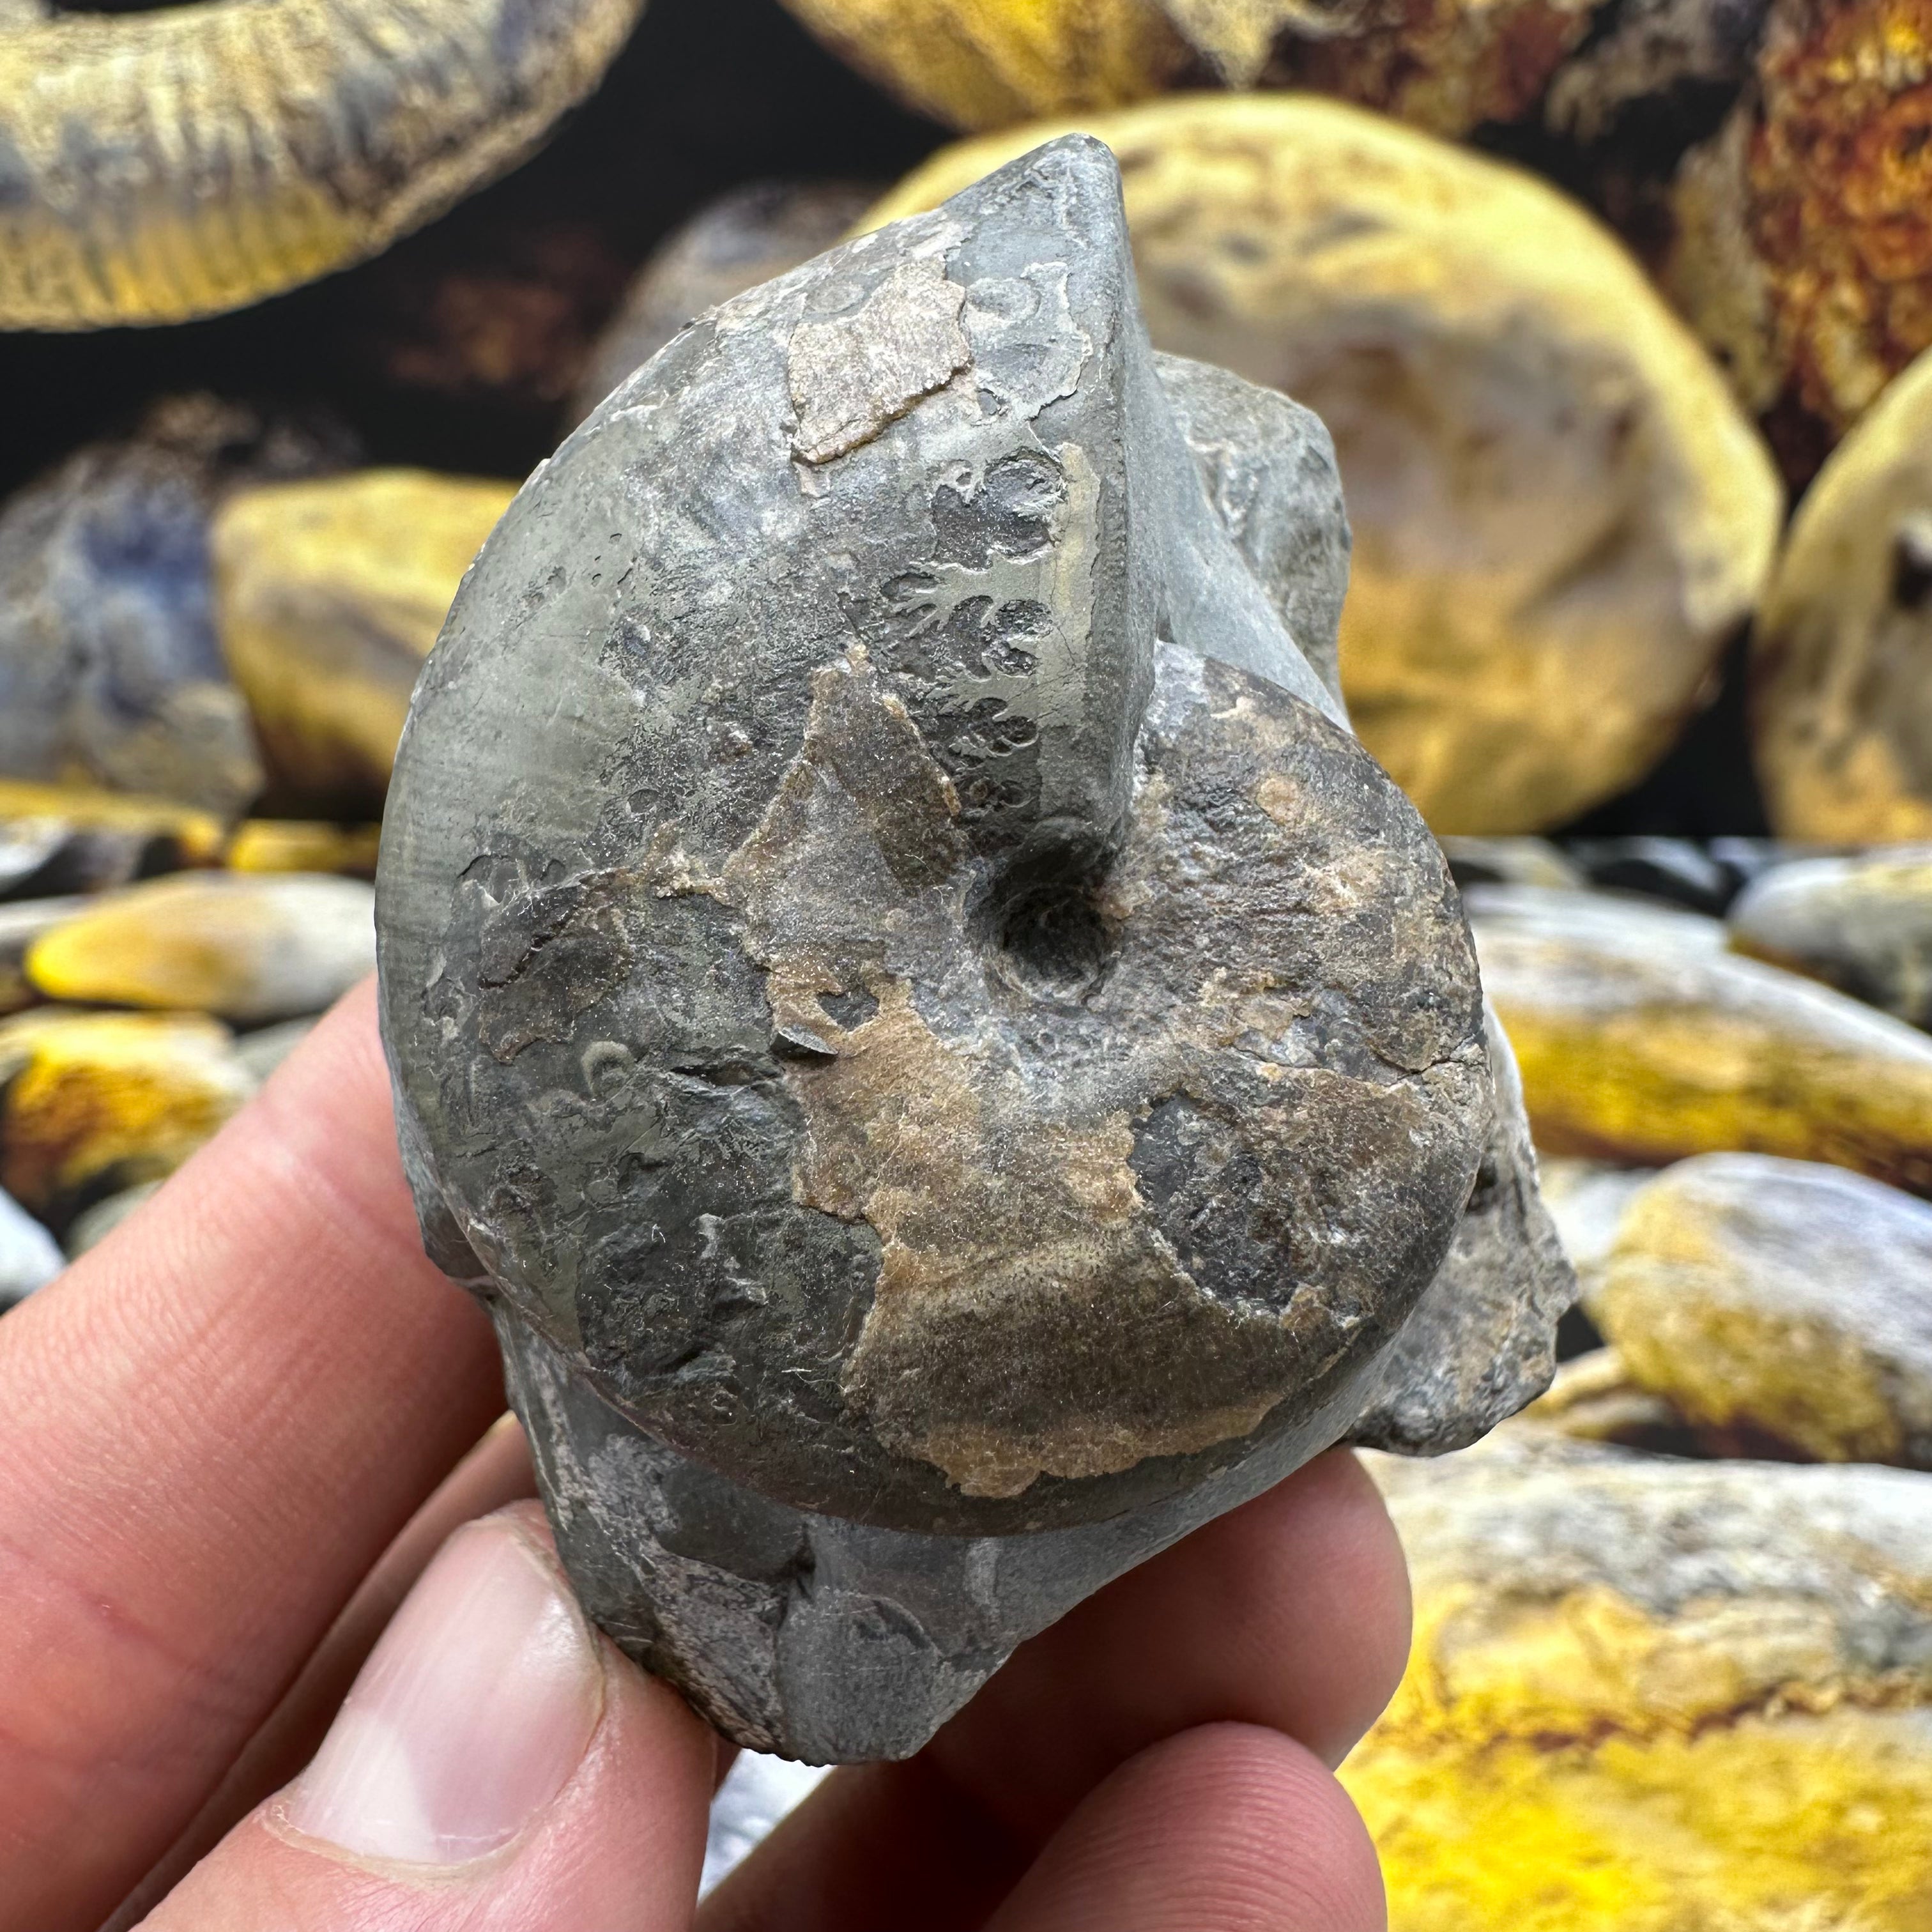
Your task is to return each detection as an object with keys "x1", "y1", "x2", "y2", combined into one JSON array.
[{"x1": 1666, "y1": 0, "x2": 1932, "y2": 456}]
